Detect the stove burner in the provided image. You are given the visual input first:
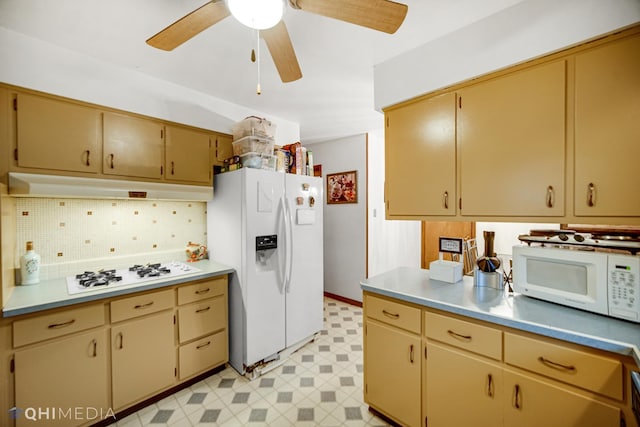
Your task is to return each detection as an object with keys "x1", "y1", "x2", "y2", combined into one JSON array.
[
  {"x1": 129, "y1": 263, "x2": 171, "y2": 278},
  {"x1": 75, "y1": 270, "x2": 123, "y2": 288}
]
